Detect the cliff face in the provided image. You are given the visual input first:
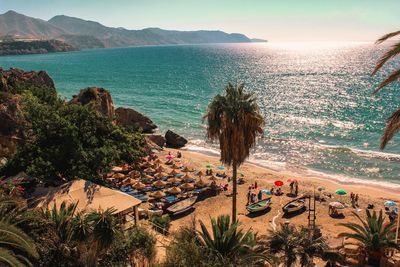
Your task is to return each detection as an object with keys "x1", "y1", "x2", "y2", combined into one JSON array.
[
  {"x1": 115, "y1": 107, "x2": 157, "y2": 133},
  {"x1": 70, "y1": 87, "x2": 115, "y2": 118},
  {"x1": 0, "y1": 40, "x2": 78, "y2": 56},
  {"x1": 0, "y1": 68, "x2": 55, "y2": 92}
]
